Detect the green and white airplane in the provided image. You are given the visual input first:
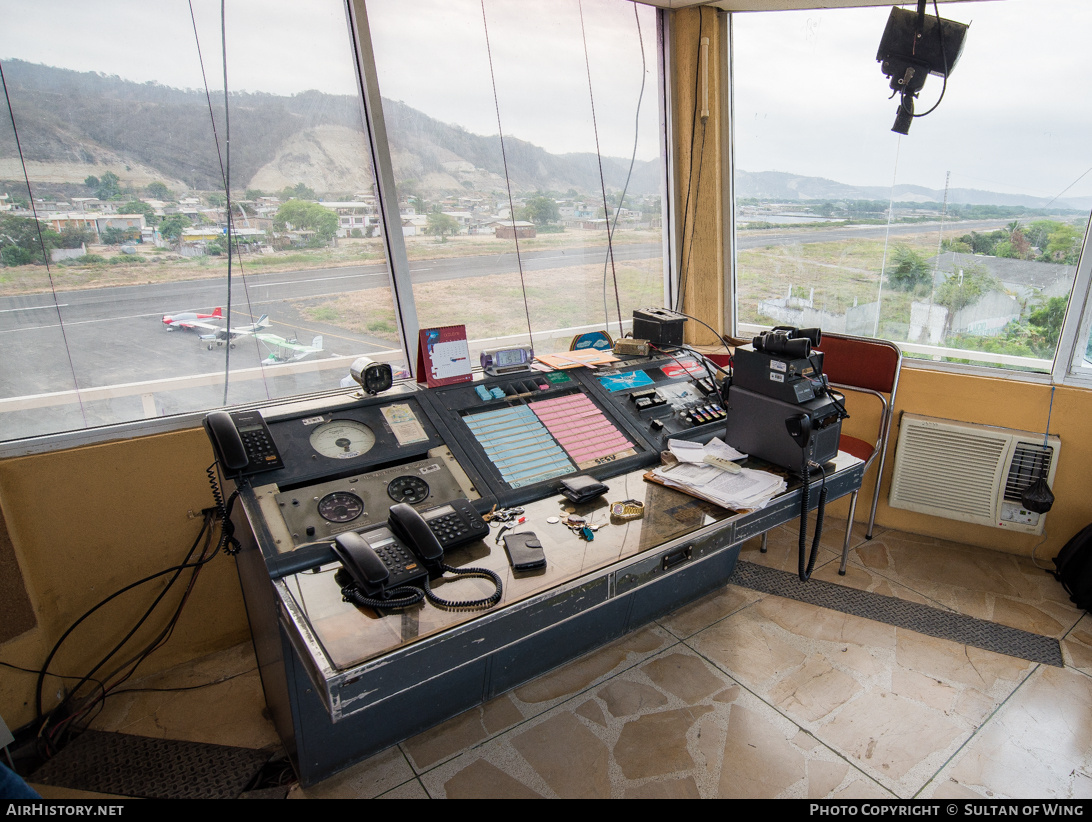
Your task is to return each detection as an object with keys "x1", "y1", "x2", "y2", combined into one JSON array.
[{"x1": 255, "y1": 332, "x2": 324, "y2": 363}]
